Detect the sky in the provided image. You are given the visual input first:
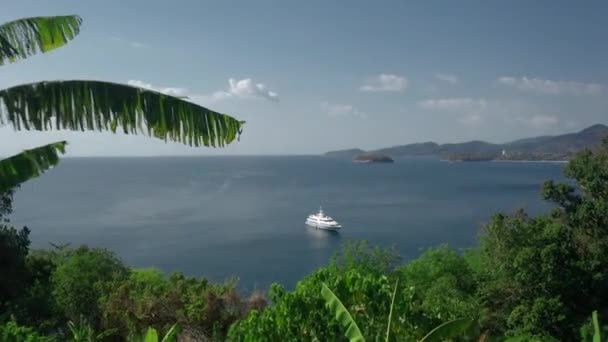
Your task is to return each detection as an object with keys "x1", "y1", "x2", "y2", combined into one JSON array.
[{"x1": 1, "y1": 0, "x2": 607, "y2": 156}]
